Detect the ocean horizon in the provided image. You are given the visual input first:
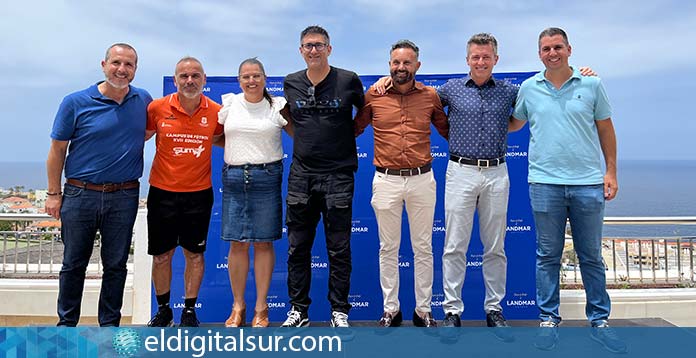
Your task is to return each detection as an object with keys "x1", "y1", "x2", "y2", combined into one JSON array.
[{"x1": 2, "y1": 159, "x2": 694, "y2": 237}]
